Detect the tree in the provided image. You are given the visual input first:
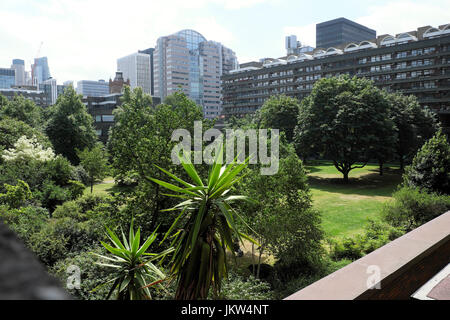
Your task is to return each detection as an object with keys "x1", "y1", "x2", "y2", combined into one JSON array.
[
  {"x1": 2, "y1": 135, "x2": 55, "y2": 163},
  {"x1": 294, "y1": 76, "x2": 395, "y2": 183},
  {"x1": 77, "y1": 143, "x2": 109, "y2": 193},
  {"x1": 257, "y1": 95, "x2": 300, "y2": 142},
  {"x1": 0, "y1": 94, "x2": 43, "y2": 128},
  {"x1": 403, "y1": 130, "x2": 450, "y2": 195},
  {"x1": 45, "y1": 86, "x2": 97, "y2": 164},
  {"x1": 237, "y1": 142, "x2": 324, "y2": 278},
  {"x1": 151, "y1": 148, "x2": 256, "y2": 300},
  {"x1": 108, "y1": 87, "x2": 211, "y2": 231},
  {"x1": 388, "y1": 93, "x2": 439, "y2": 170}
]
